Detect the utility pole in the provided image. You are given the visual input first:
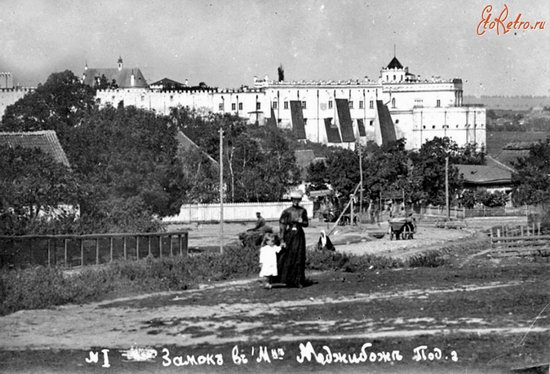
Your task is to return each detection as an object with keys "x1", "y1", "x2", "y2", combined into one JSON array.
[
  {"x1": 219, "y1": 127, "x2": 224, "y2": 254},
  {"x1": 358, "y1": 141, "x2": 363, "y2": 222},
  {"x1": 445, "y1": 156, "x2": 450, "y2": 221}
]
